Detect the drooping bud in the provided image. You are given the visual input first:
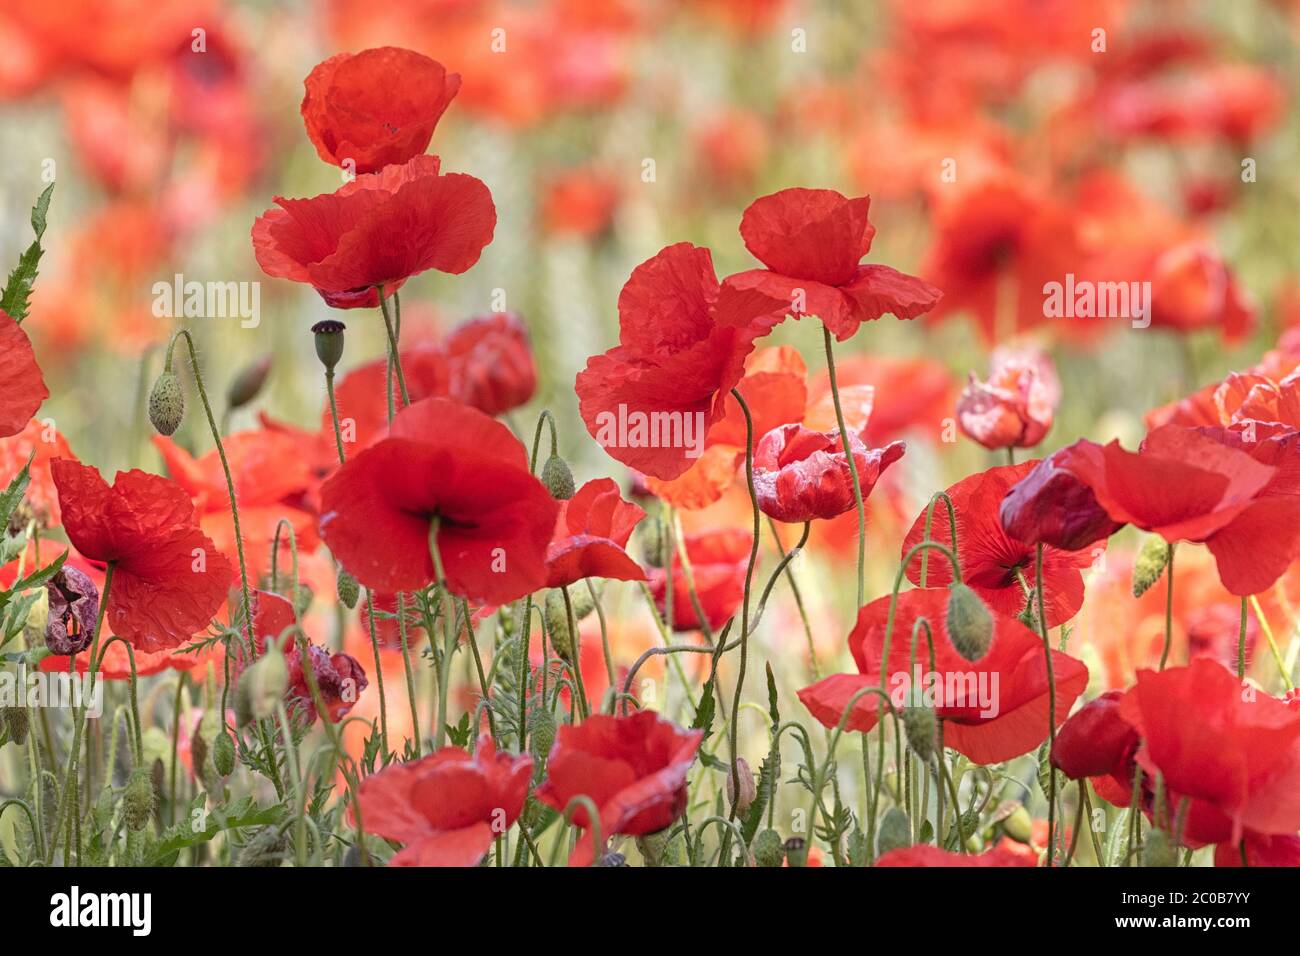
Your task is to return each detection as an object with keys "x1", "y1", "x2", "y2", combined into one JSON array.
[
  {"x1": 238, "y1": 825, "x2": 288, "y2": 867},
  {"x1": 2, "y1": 706, "x2": 29, "y2": 745},
  {"x1": 751, "y1": 828, "x2": 785, "y2": 867},
  {"x1": 311, "y1": 320, "x2": 346, "y2": 372},
  {"x1": 335, "y1": 568, "x2": 359, "y2": 609},
  {"x1": 226, "y1": 354, "x2": 273, "y2": 410},
  {"x1": 148, "y1": 370, "x2": 185, "y2": 436},
  {"x1": 44, "y1": 565, "x2": 99, "y2": 656},
  {"x1": 901, "y1": 706, "x2": 939, "y2": 762},
  {"x1": 527, "y1": 704, "x2": 557, "y2": 762},
  {"x1": 242, "y1": 642, "x2": 288, "y2": 721},
  {"x1": 727, "y1": 757, "x2": 756, "y2": 815},
  {"x1": 122, "y1": 769, "x2": 156, "y2": 831},
  {"x1": 213, "y1": 731, "x2": 236, "y2": 777},
  {"x1": 639, "y1": 518, "x2": 667, "y2": 568},
  {"x1": 876, "y1": 806, "x2": 912, "y2": 856},
  {"x1": 1141, "y1": 828, "x2": 1180, "y2": 867},
  {"x1": 996, "y1": 801, "x2": 1034, "y2": 844},
  {"x1": 946, "y1": 583, "x2": 993, "y2": 661},
  {"x1": 635, "y1": 827, "x2": 677, "y2": 867},
  {"x1": 1132, "y1": 534, "x2": 1171, "y2": 598},
  {"x1": 543, "y1": 587, "x2": 595, "y2": 663},
  {"x1": 541, "y1": 453, "x2": 575, "y2": 500}
]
